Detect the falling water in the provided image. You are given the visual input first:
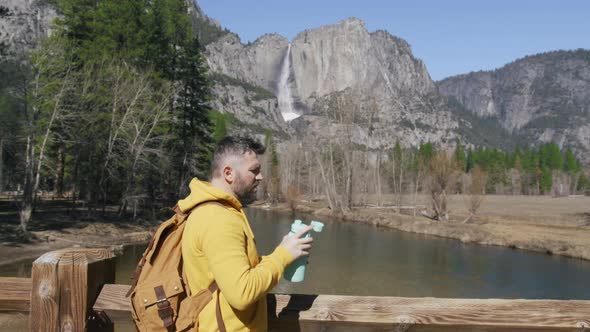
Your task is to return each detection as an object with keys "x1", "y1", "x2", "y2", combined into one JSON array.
[{"x1": 277, "y1": 44, "x2": 300, "y2": 121}]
